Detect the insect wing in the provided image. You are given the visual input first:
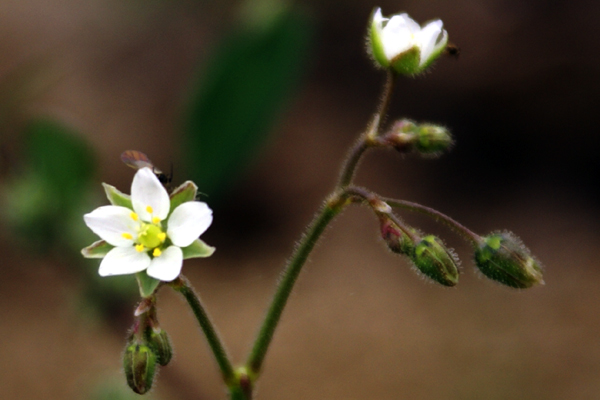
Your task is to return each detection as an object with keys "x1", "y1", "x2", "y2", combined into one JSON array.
[{"x1": 121, "y1": 150, "x2": 155, "y2": 171}]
